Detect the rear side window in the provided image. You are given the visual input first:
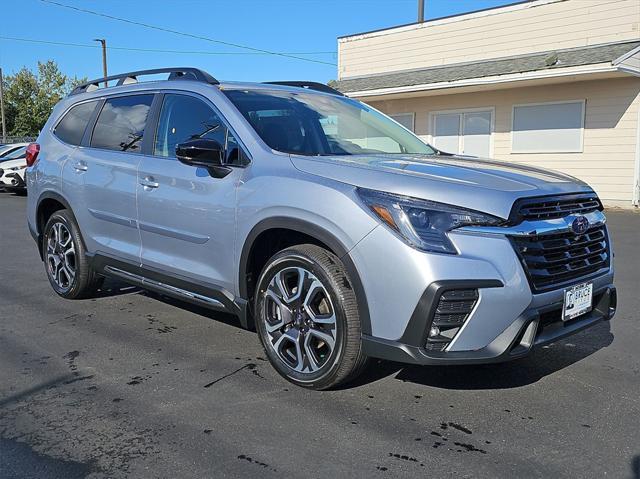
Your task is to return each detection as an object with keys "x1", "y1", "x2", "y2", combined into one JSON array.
[
  {"x1": 91, "y1": 95, "x2": 154, "y2": 152},
  {"x1": 54, "y1": 101, "x2": 99, "y2": 146}
]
